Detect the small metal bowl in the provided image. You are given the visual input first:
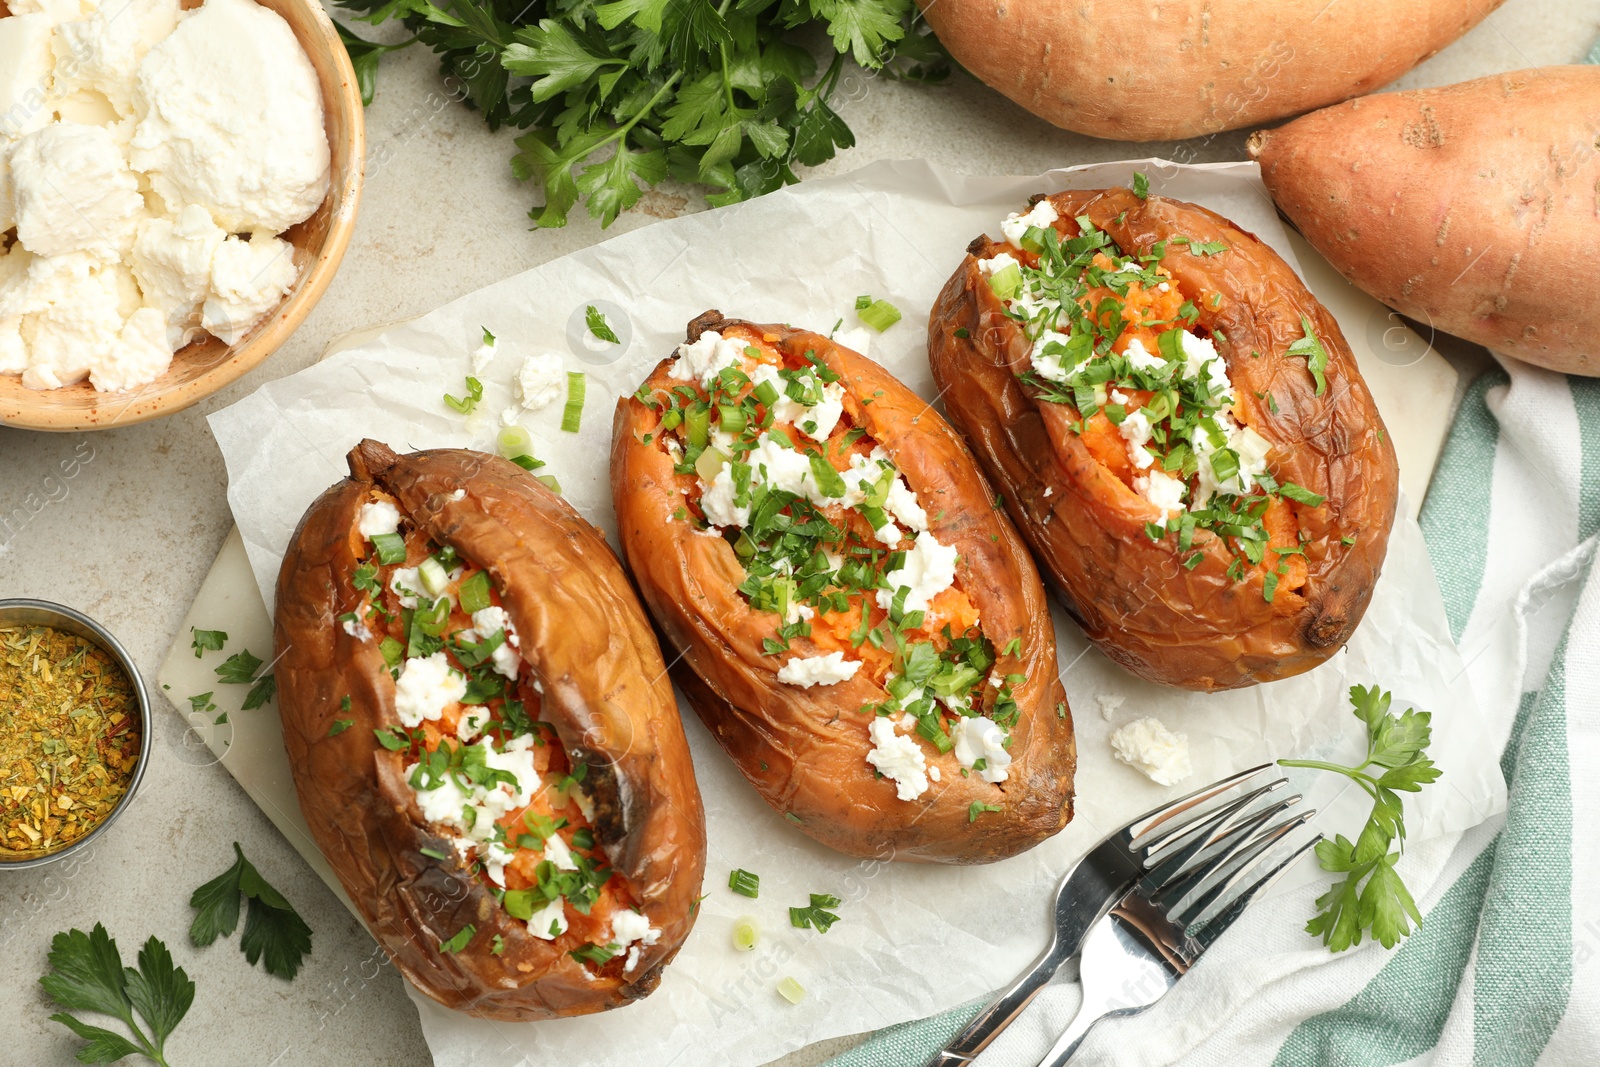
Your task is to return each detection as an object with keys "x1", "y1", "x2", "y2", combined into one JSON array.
[{"x1": 0, "y1": 599, "x2": 151, "y2": 870}]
